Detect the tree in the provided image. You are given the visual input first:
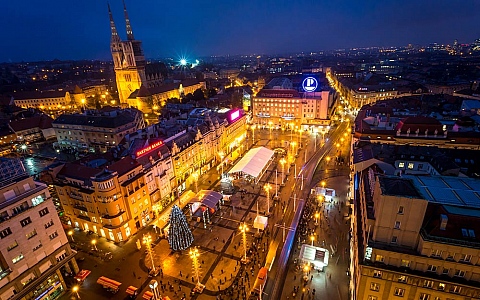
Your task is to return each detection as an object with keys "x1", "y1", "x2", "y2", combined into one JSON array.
[
  {"x1": 192, "y1": 88, "x2": 205, "y2": 101},
  {"x1": 167, "y1": 205, "x2": 194, "y2": 251}
]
